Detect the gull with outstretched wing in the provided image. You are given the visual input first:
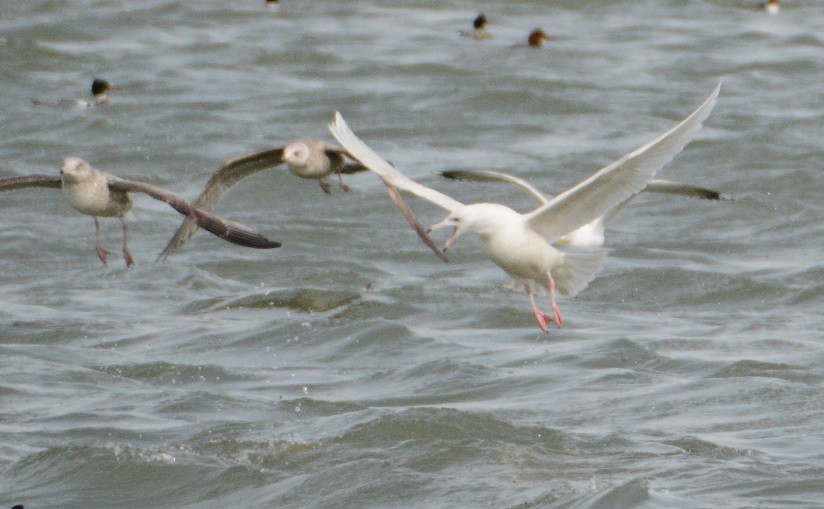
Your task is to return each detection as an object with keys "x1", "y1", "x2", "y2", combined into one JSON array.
[
  {"x1": 0, "y1": 157, "x2": 280, "y2": 267},
  {"x1": 159, "y1": 138, "x2": 368, "y2": 259},
  {"x1": 328, "y1": 84, "x2": 720, "y2": 331}
]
